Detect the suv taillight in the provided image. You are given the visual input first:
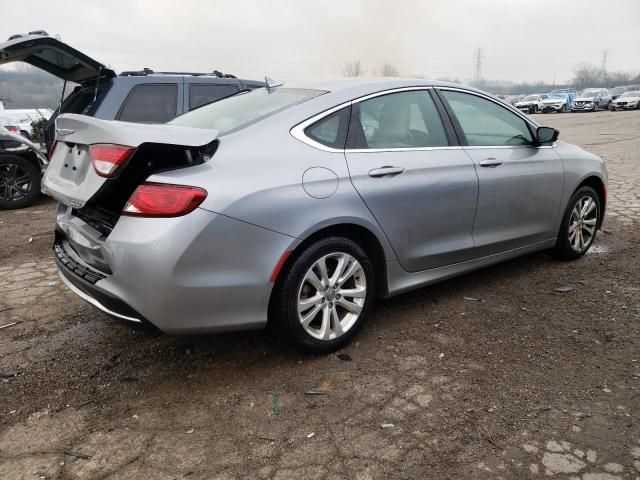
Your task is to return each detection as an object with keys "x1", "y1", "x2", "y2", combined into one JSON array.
[
  {"x1": 123, "y1": 182, "x2": 207, "y2": 217},
  {"x1": 89, "y1": 144, "x2": 136, "y2": 177}
]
